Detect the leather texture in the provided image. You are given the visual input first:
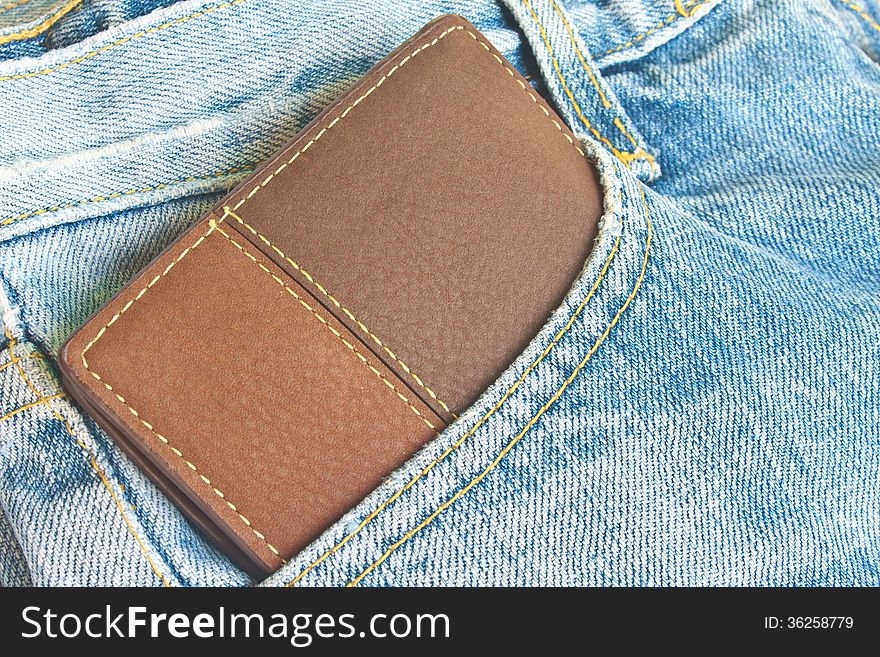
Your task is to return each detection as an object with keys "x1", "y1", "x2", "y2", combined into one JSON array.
[{"x1": 59, "y1": 14, "x2": 603, "y2": 577}]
